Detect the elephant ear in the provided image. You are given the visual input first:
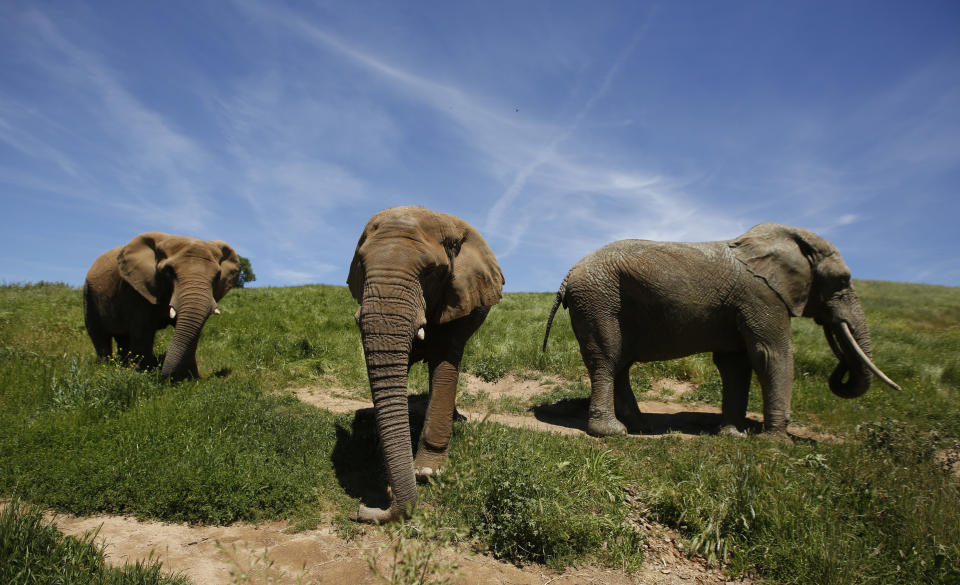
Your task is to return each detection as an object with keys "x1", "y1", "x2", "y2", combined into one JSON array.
[
  {"x1": 211, "y1": 241, "x2": 241, "y2": 301},
  {"x1": 117, "y1": 232, "x2": 170, "y2": 304},
  {"x1": 729, "y1": 223, "x2": 820, "y2": 317},
  {"x1": 437, "y1": 216, "x2": 504, "y2": 324},
  {"x1": 346, "y1": 230, "x2": 368, "y2": 304}
]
